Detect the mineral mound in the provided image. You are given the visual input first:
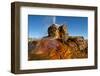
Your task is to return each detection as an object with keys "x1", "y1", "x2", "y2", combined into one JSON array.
[{"x1": 28, "y1": 24, "x2": 88, "y2": 60}]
